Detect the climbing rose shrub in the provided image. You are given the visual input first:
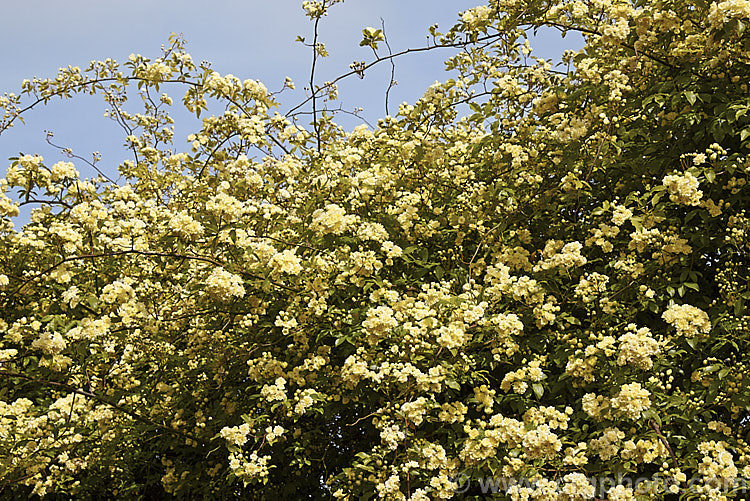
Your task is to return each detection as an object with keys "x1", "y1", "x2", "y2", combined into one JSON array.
[{"x1": 1, "y1": 0, "x2": 749, "y2": 498}]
